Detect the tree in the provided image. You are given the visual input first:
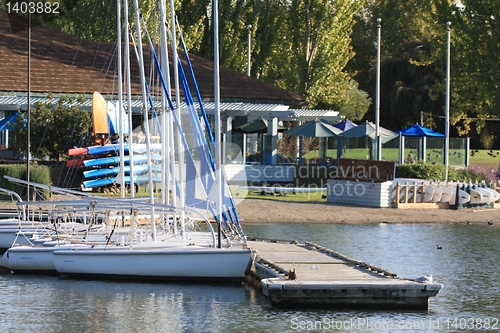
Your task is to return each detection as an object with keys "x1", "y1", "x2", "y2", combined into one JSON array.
[
  {"x1": 338, "y1": 80, "x2": 371, "y2": 121},
  {"x1": 435, "y1": 0, "x2": 500, "y2": 137},
  {"x1": 48, "y1": 0, "x2": 159, "y2": 42},
  {"x1": 349, "y1": 0, "x2": 500, "y2": 148},
  {"x1": 11, "y1": 94, "x2": 92, "y2": 161},
  {"x1": 270, "y1": 0, "x2": 366, "y2": 109},
  {"x1": 348, "y1": 0, "x2": 443, "y2": 130}
]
